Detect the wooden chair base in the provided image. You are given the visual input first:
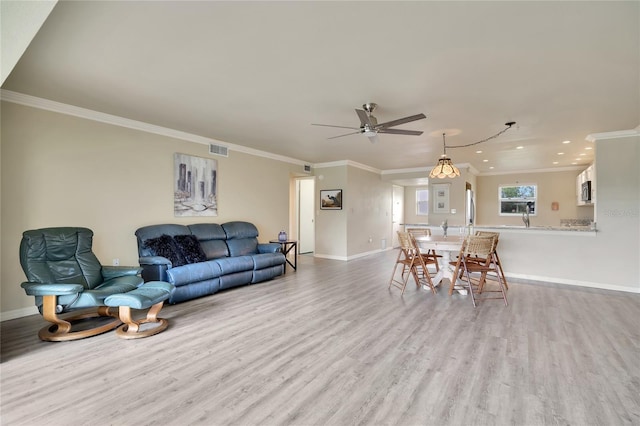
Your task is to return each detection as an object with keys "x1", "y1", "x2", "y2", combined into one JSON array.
[
  {"x1": 114, "y1": 302, "x2": 169, "y2": 339},
  {"x1": 39, "y1": 303, "x2": 121, "y2": 342}
]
